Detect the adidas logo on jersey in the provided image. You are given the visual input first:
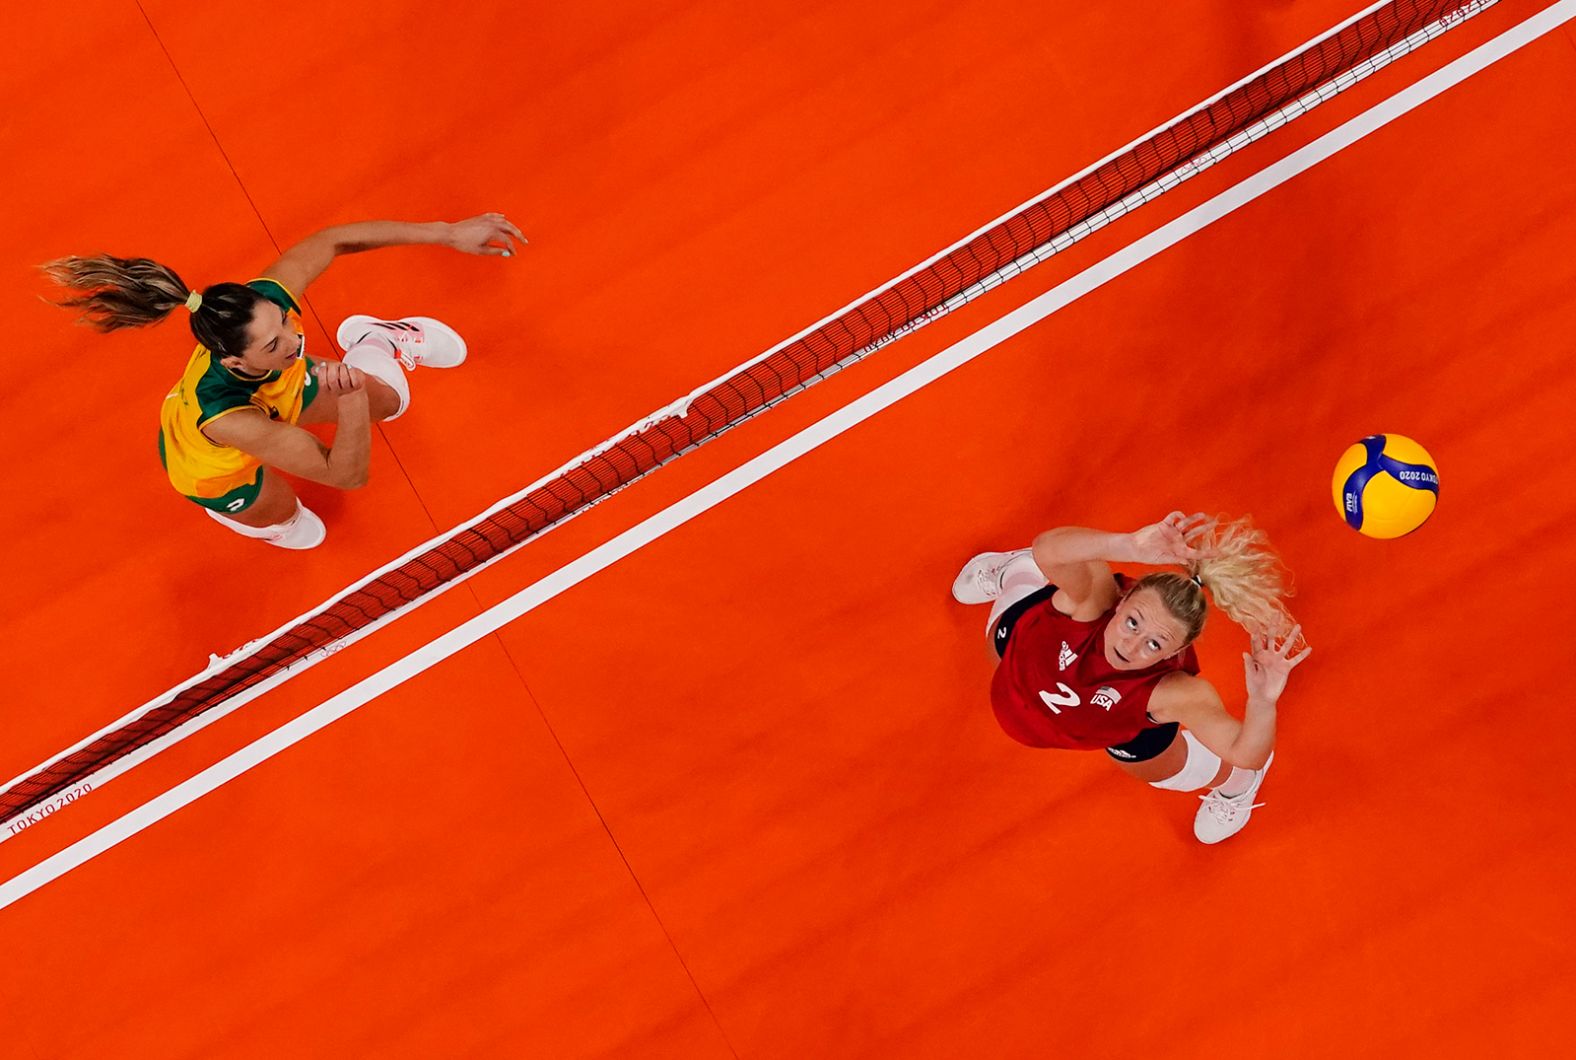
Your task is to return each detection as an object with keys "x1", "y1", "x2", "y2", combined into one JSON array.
[
  {"x1": 1058, "y1": 641, "x2": 1078, "y2": 671},
  {"x1": 1091, "y1": 685, "x2": 1122, "y2": 711}
]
